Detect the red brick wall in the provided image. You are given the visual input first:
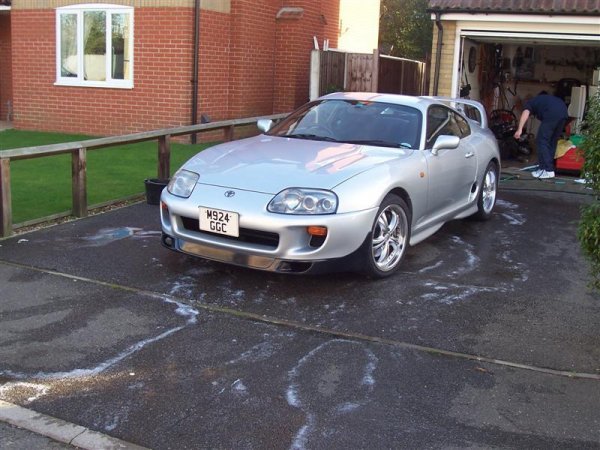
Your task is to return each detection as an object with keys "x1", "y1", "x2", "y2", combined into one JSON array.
[
  {"x1": 0, "y1": 14, "x2": 13, "y2": 122},
  {"x1": 10, "y1": 1, "x2": 341, "y2": 136},
  {"x1": 198, "y1": 0, "x2": 341, "y2": 121},
  {"x1": 273, "y1": 0, "x2": 340, "y2": 112},
  {"x1": 11, "y1": 8, "x2": 197, "y2": 135},
  {"x1": 227, "y1": 0, "x2": 280, "y2": 118},
  {"x1": 197, "y1": 9, "x2": 232, "y2": 122}
]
